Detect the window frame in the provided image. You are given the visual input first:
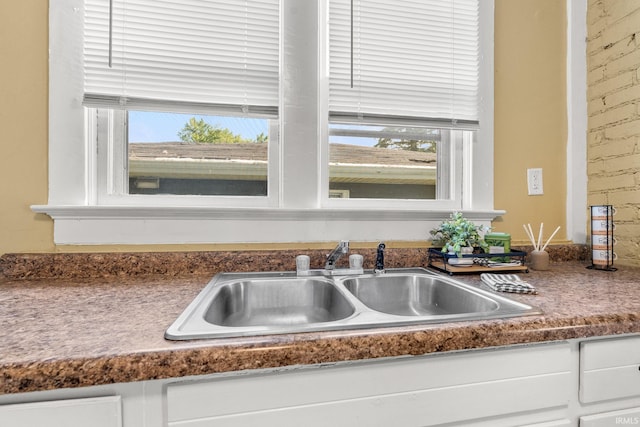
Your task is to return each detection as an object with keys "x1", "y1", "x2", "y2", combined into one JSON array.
[
  {"x1": 321, "y1": 125, "x2": 466, "y2": 210},
  {"x1": 95, "y1": 109, "x2": 281, "y2": 207},
  {"x1": 34, "y1": 0, "x2": 500, "y2": 245}
]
